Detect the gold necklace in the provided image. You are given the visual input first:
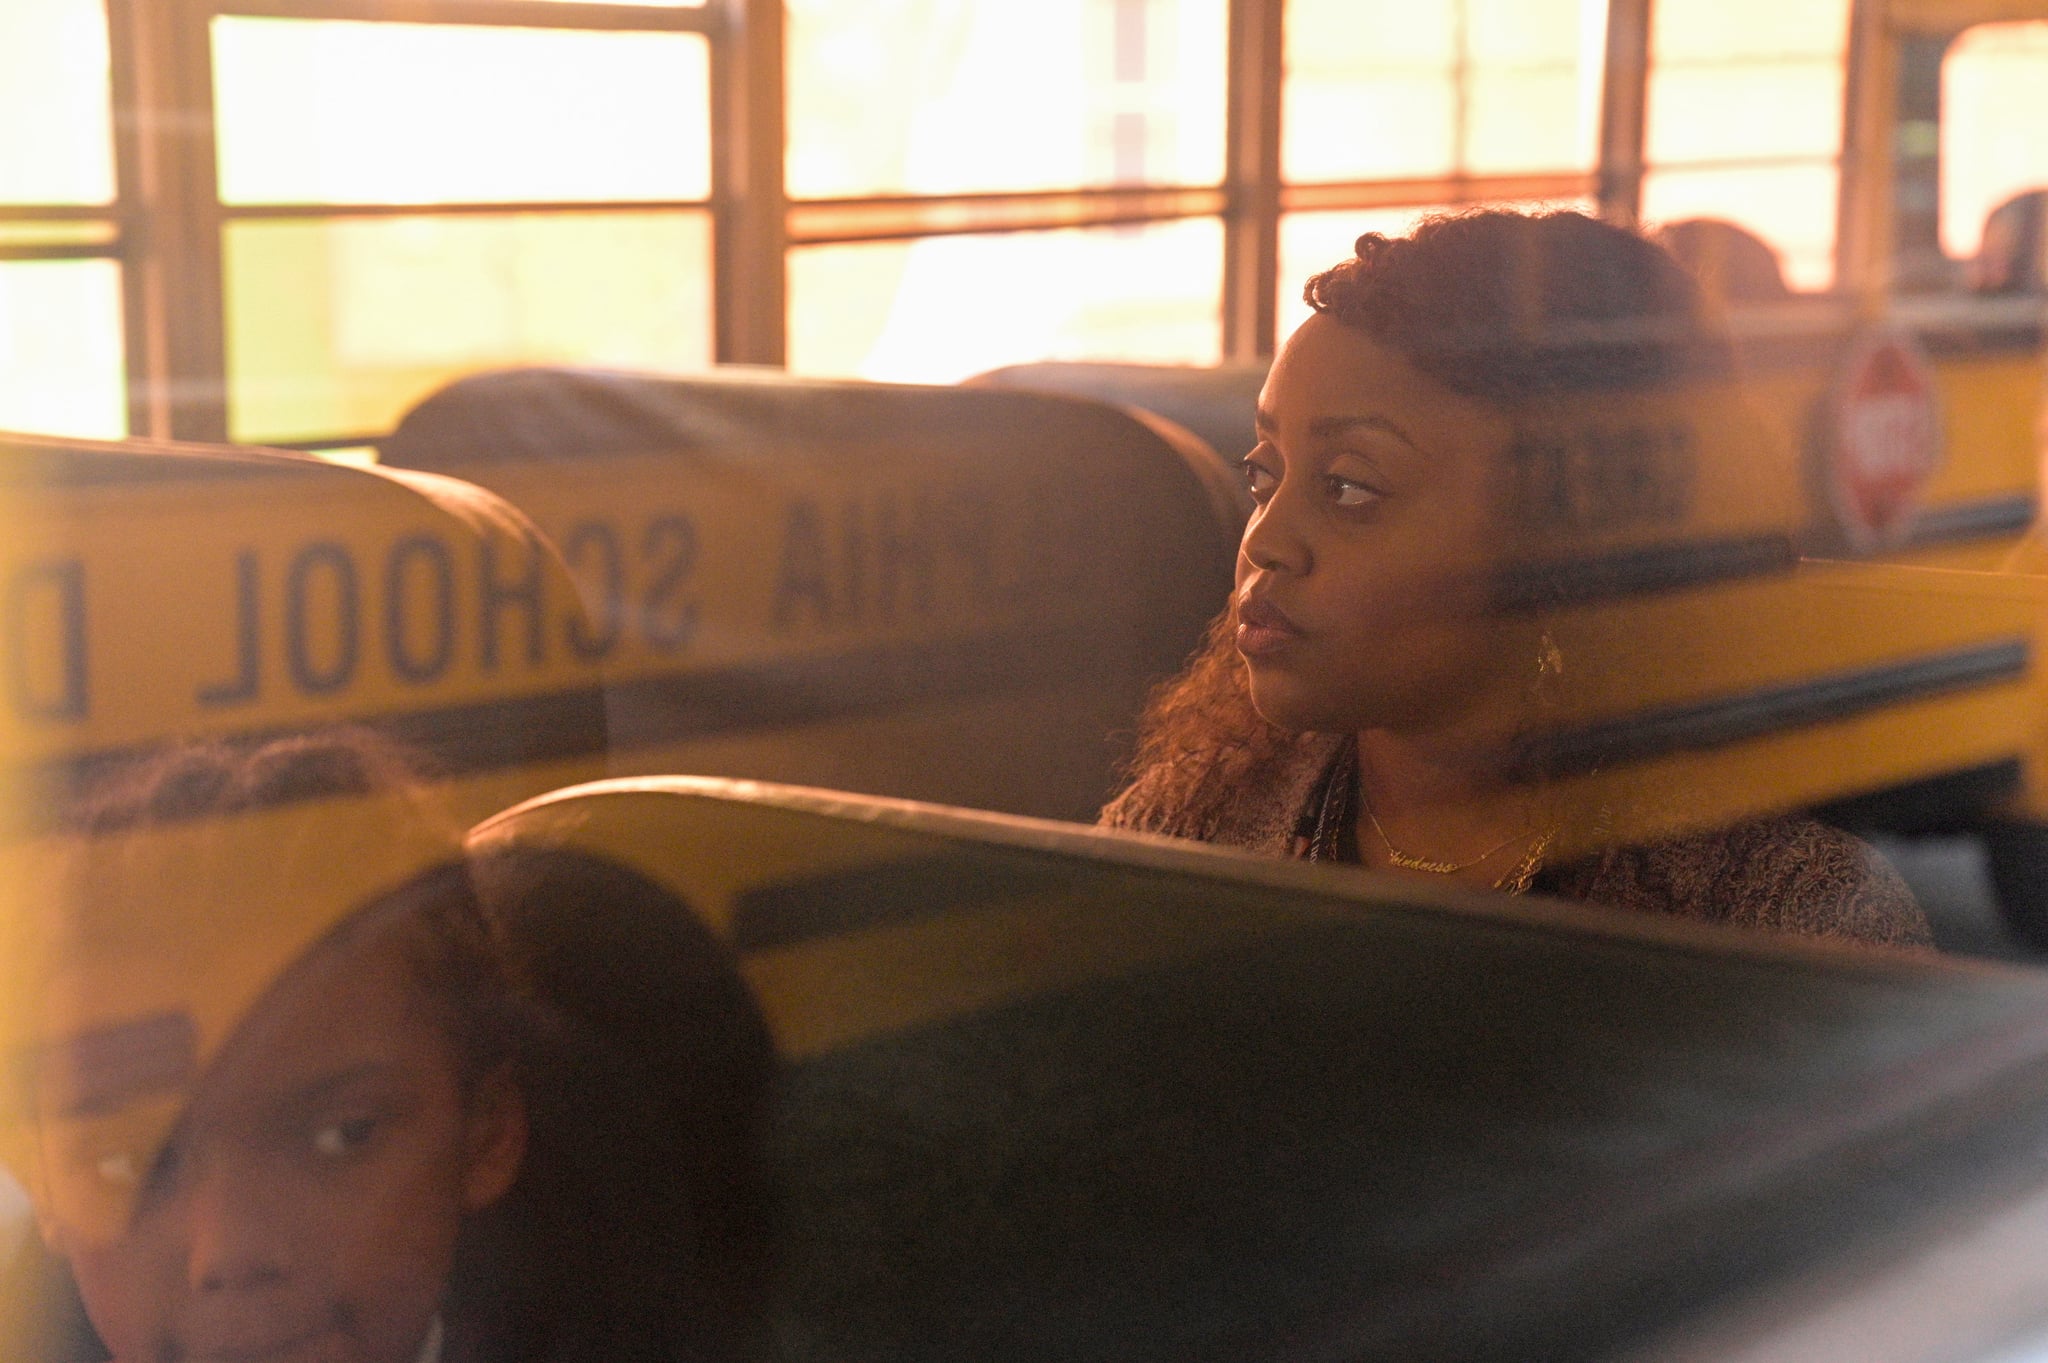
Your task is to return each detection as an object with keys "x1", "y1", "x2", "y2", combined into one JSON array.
[
  {"x1": 1302, "y1": 746, "x2": 1555, "y2": 895},
  {"x1": 1492, "y1": 828, "x2": 1556, "y2": 894},
  {"x1": 1362, "y1": 793, "x2": 1529, "y2": 875}
]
